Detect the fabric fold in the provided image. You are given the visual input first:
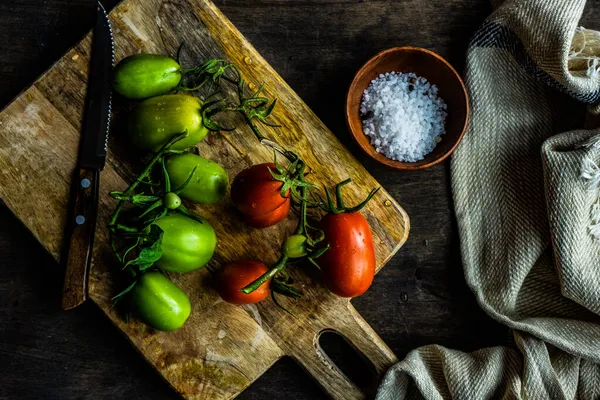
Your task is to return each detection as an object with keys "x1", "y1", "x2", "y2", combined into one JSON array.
[{"x1": 377, "y1": 0, "x2": 600, "y2": 398}]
